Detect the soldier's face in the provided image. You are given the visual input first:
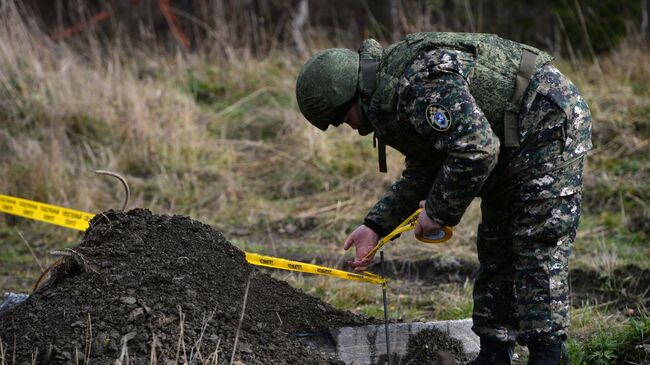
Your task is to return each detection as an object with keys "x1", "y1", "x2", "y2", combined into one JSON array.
[{"x1": 342, "y1": 103, "x2": 368, "y2": 135}]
